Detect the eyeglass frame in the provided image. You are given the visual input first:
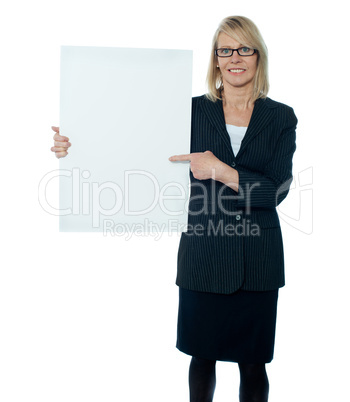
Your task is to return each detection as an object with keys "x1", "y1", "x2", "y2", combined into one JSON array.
[{"x1": 215, "y1": 48, "x2": 257, "y2": 57}]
